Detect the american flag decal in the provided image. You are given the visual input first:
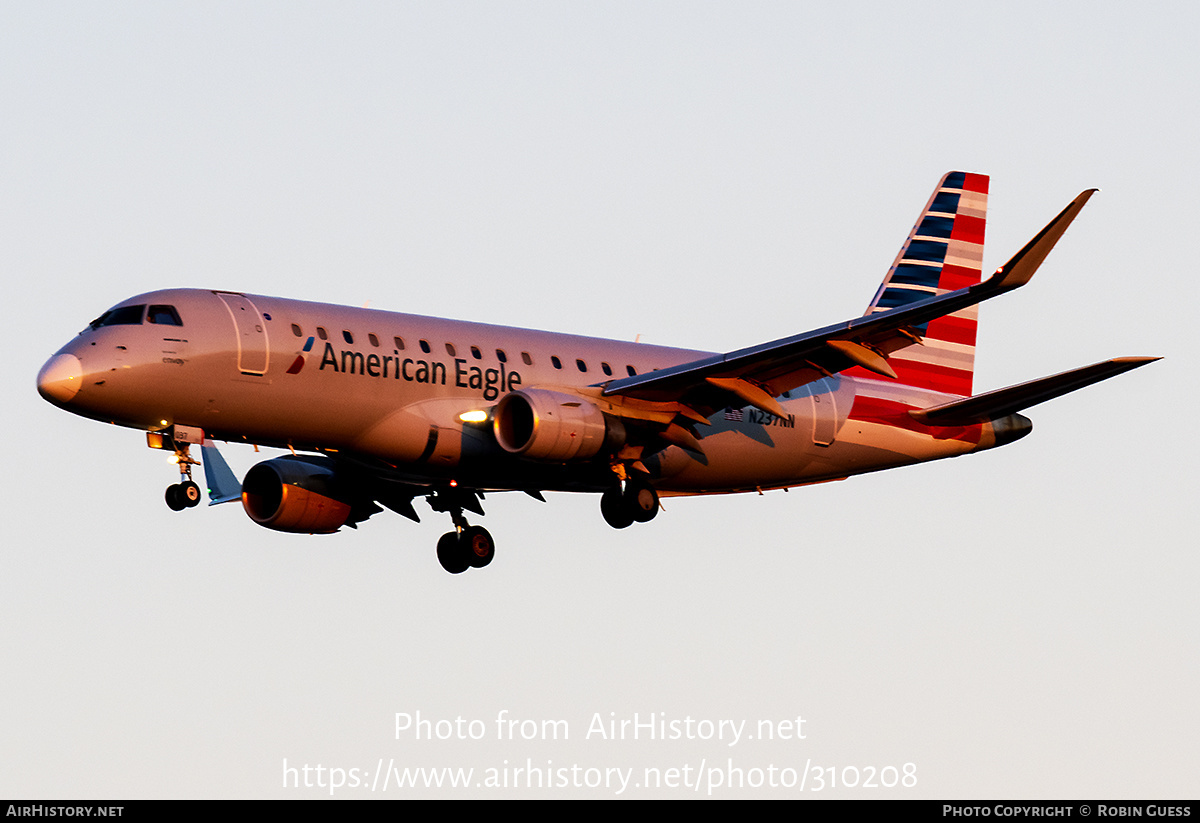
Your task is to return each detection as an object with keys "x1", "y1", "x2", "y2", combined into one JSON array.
[{"x1": 857, "y1": 171, "x2": 989, "y2": 397}]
